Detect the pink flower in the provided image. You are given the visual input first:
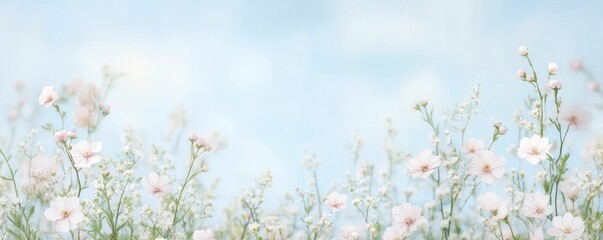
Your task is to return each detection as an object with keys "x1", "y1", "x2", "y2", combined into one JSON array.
[
  {"x1": 407, "y1": 150, "x2": 441, "y2": 178},
  {"x1": 54, "y1": 130, "x2": 68, "y2": 142},
  {"x1": 518, "y1": 46, "x2": 528, "y2": 56},
  {"x1": 38, "y1": 86, "x2": 59, "y2": 107},
  {"x1": 468, "y1": 150, "x2": 505, "y2": 184},
  {"x1": 548, "y1": 62, "x2": 558, "y2": 75},
  {"x1": 522, "y1": 191, "x2": 552, "y2": 218},
  {"x1": 193, "y1": 228, "x2": 215, "y2": 240},
  {"x1": 517, "y1": 69, "x2": 527, "y2": 80},
  {"x1": 463, "y1": 138, "x2": 485, "y2": 158},
  {"x1": 478, "y1": 192, "x2": 509, "y2": 221},
  {"x1": 559, "y1": 105, "x2": 592, "y2": 129},
  {"x1": 547, "y1": 213, "x2": 584, "y2": 240},
  {"x1": 517, "y1": 135, "x2": 552, "y2": 165},
  {"x1": 589, "y1": 82, "x2": 599, "y2": 92},
  {"x1": 570, "y1": 60, "x2": 583, "y2": 71},
  {"x1": 548, "y1": 80, "x2": 563, "y2": 90},
  {"x1": 188, "y1": 132, "x2": 199, "y2": 141},
  {"x1": 44, "y1": 196, "x2": 84, "y2": 232},
  {"x1": 70, "y1": 140, "x2": 102, "y2": 168},
  {"x1": 391, "y1": 203, "x2": 427, "y2": 236},
  {"x1": 326, "y1": 192, "x2": 348, "y2": 212},
  {"x1": 143, "y1": 172, "x2": 171, "y2": 197}
]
